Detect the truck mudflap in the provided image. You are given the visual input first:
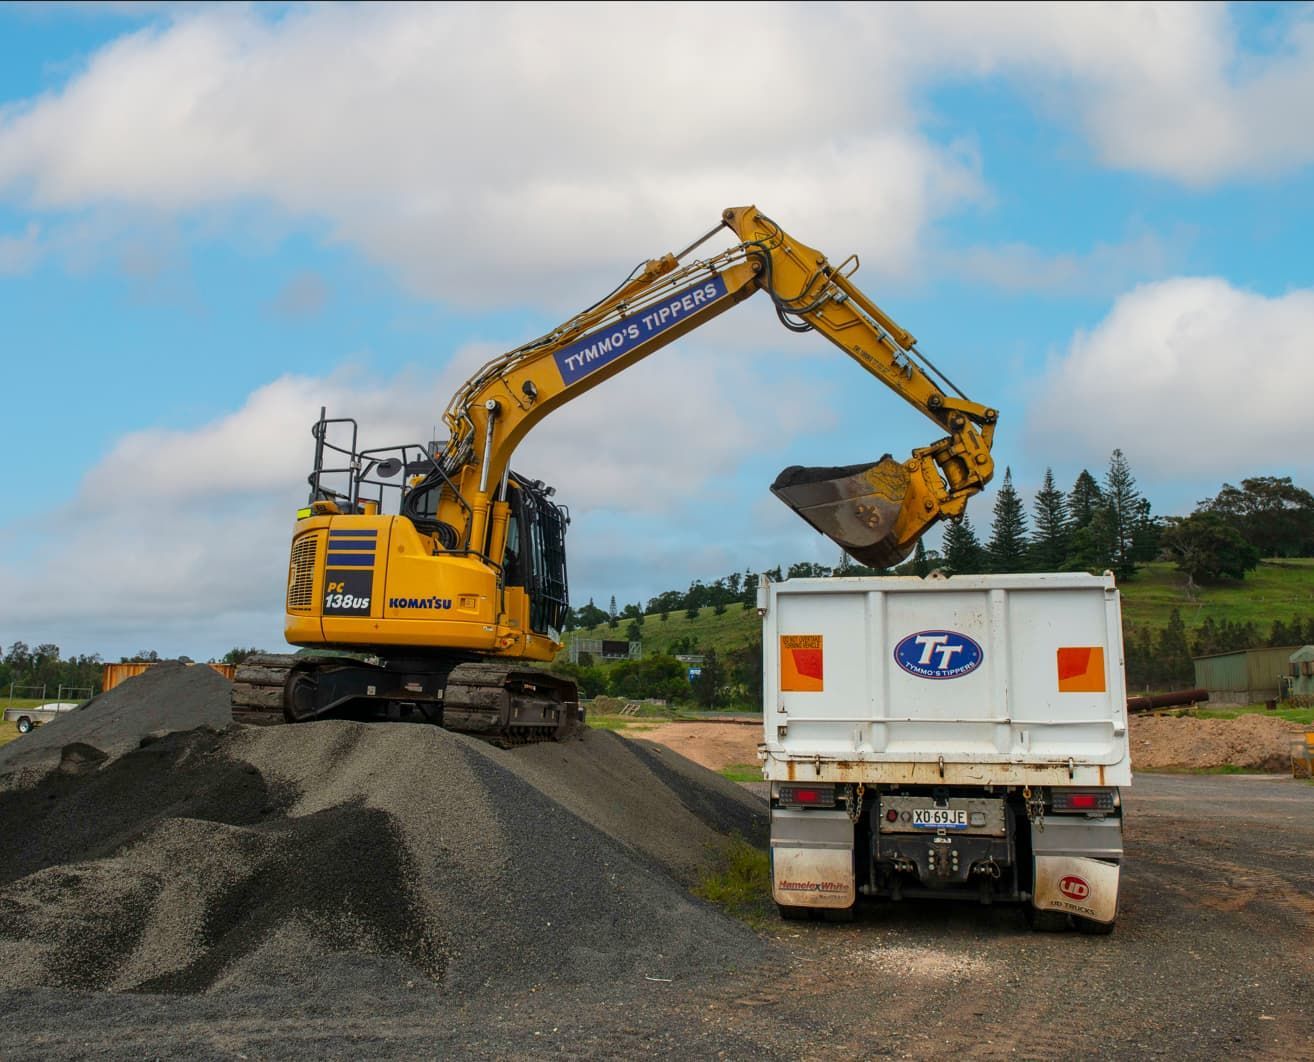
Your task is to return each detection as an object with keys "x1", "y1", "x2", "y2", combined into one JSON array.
[
  {"x1": 770, "y1": 808, "x2": 855, "y2": 909},
  {"x1": 1032, "y1": 855, "x2": 1120, "y2": 924}
]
